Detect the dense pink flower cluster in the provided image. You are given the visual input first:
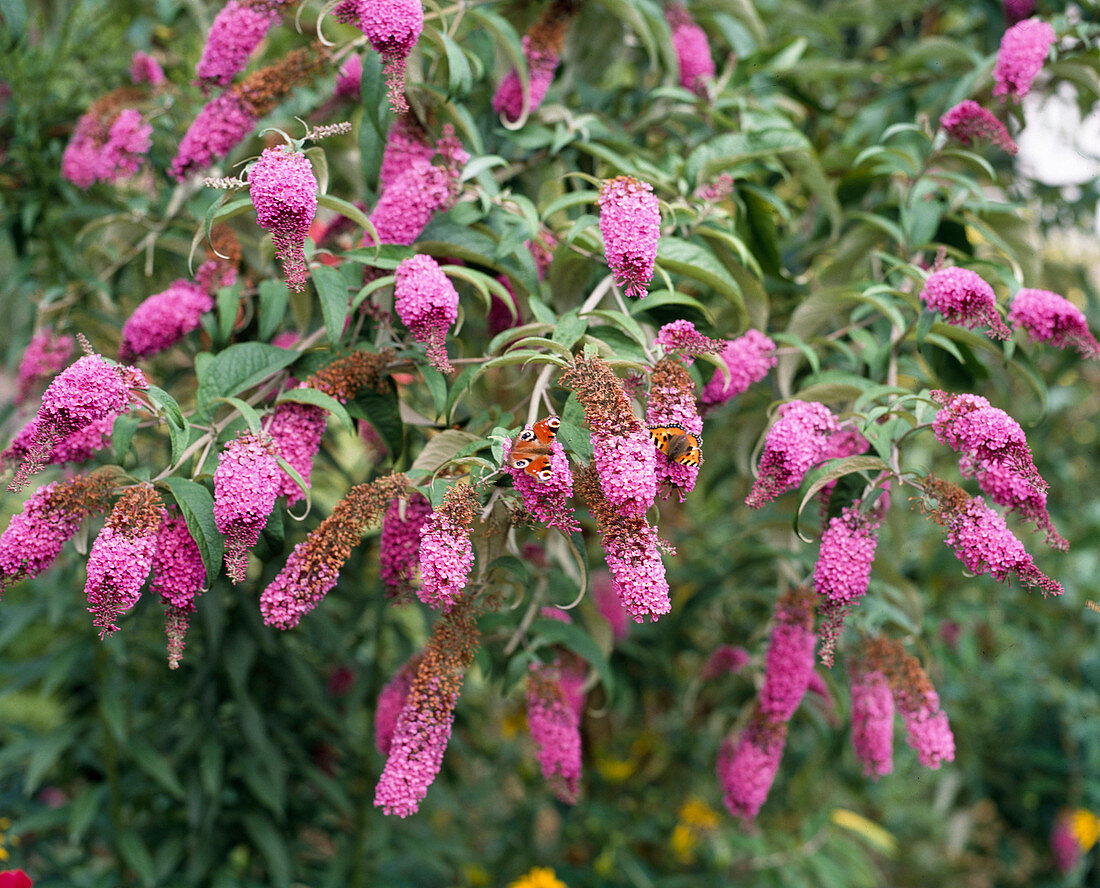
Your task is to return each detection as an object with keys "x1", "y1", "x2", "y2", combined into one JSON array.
[
  {"x1": 1009, "y1": 288, "x2": 1100, "y2": 359},
  {"x1": 334, "y1": 53, "x2": 363, "y2": 101},
  {"x1": 717, "y1": 719, "x2": 787, "y2": 822},
  {"x1": 665, "y1": 4, "x2": 714, "y2": 95},
  {"x1": 941, "y1": 493, "x2": 1062, "y2": 594},
  {"x1": 4, "y1": 414, "x2": 115, "y2": 471},
  {"x1": 9, "y1": 354, "x2": 146, "y2": 491},
  {"x1": 1050, "y1": 813, "x2": 1082, "y2": 873},
  {"x1": 505, "y1": 438, "x2": 579, "y2": 533},
  {"x1": 746, "y1": 400, "x2": 838, "y2": 509},
  {"x1": 597, "y1": 176, "x2": 660, "y2": 299},
  {"x1": 900, "y1": 693, "x2": 955, "y2": 769},
  {"x1": 814, "y1": 506, "x2": 880, "y2": 605},
  {"x1": 196, "y1": 0, "x2": 281, "y2": 90},
  {"x1": 379, "y1": 493, "x2": 433, "y2": 593},
  {"x1": 15, "y1": 330, "x2": 74, "y2": 406},
  {"x1": 701, "y1": 644, "x2": 749, "y2": 680},
  {"x1": 920, "y1": 267, "x2": 1010, "y2": 339},
  {"x1": 849, "y1": 668, "x2": 894, "y2": 777},
  {"x1": 931, "y1": 390, "x2": 1064, "y2": 549},
  {"x1": 603, "y1": 519, "x2": 670, "y2": 622},
  {"x1": 493, "y1": 36, "x2": 560, "y2": 122},
  {"x1": 526, "y1": 662, "x2": 583, "y2": 803},
  {"x1": 62, "y1": 107, "x2": 152, "y2": 189},
  {"x1": 85, "y1": 486, "x2": 164, "y2": 637},
  {"x1": 0, "y1": 475, "x2": 111, "y2": 592},
  {"x1": 336, "y1": 0, "x2": 423, "y2": 112},
  {"x1": 170, "y1": 91, "x2": 254, "y2": 180},
  {"x1": 759, "y1": 592, "x2": 816, "y2": 722},
  {"x1": 213, "y1": 433, "x2": 281, "y2": 583},
  {"x1": 378, "y1": 117, "x2": 434, "y2": 189},
  {"x1": 593, "y1": 430, "x2": 658, "y2": 517},
  {"x1": 119, "y1": 279, "x2": 214, "y2": 361},
  {"x1": 394, "y1": 254, "x2": 460, "y2": 374},
  {"x1": 150, "y1": 513, "x2": 207, "y2": 668},
  {"x1": 700, "y1": 329, "x2": 777, "y2": 407},
  {"x1": 815, "y1": 425, "x2": 871, "y2": 508},
  {"x1": 130, "y1": 51, "x2": 165, "y2": 86},
  {"x1": 940, "y1": 100, "x2": 1018, "y2": 153},
  {"x1": 267, "y1": 397, "x2": 327, "y2": 504},
  {"x1": 369, "y1": 160, "x2": 454, "y2": 245},
  {"x1": 375, "y1": 675, "x2": 457, "y2": 816},
  {"x1": 994, "y1": 18, "x2": 1056, "y2": 100},
  {"x1": 417, "y1": 488, "x2": 476, "y2": 610},
  {"x1": 249, "y1": 145, "x2": 318, "y2": 292},
  {"x1": 654, "y1": 319, "x2": 724, "y2": 364},
  {"x1": 375, "y1": 655, "x2": 420, "y2": 753}
]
